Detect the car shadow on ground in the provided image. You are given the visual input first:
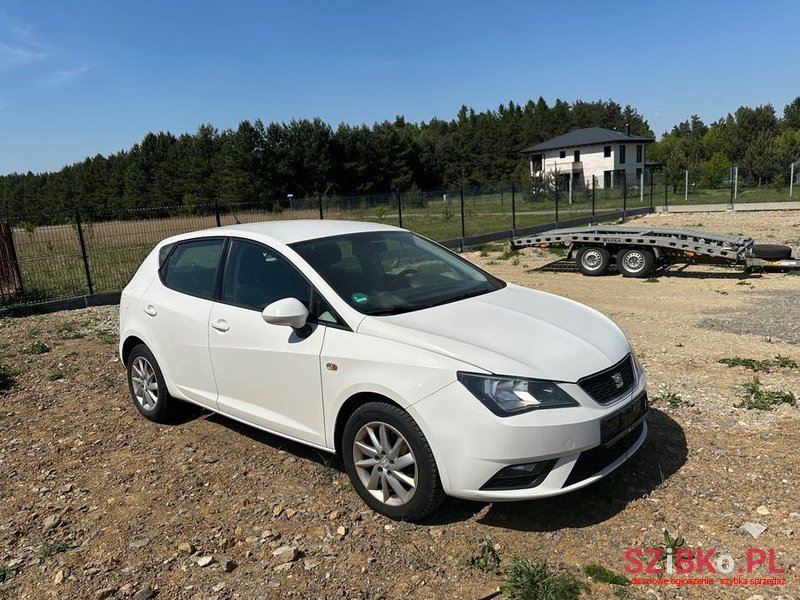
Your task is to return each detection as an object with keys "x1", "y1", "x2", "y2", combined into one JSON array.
[
  {"x1": 422, "y1": 408, "x2": 687, "y2": 530},
  {"x1": 169, "y1": 404, "x2": 686, "y2": 532}
]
